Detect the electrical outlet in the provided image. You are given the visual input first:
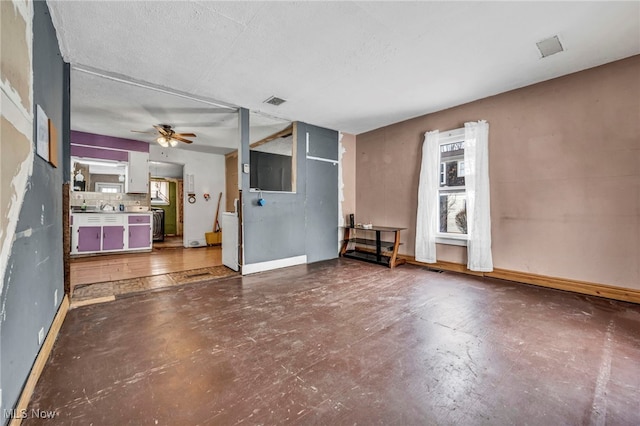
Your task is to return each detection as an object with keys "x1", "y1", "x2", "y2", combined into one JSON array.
[
  {"x1": 38, "y1": 327, "x2": 45, "y2": 345},
  {"x1": 54, "y1": 289, "x2": 58, "y2": 307}
]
